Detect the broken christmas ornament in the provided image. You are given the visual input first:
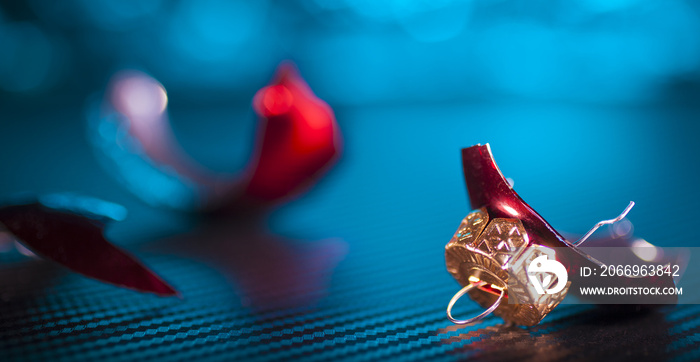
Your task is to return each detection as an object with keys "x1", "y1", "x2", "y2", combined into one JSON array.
[
  {"x1": 445, "y1": 144, "x2": 679, "y2": 326},
  {"x1": 0, "y1": 193, "x2": 178, "y2": 296},
  {"x1": 88, "y1": 62, "x2": 342, "y2": 213}
]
